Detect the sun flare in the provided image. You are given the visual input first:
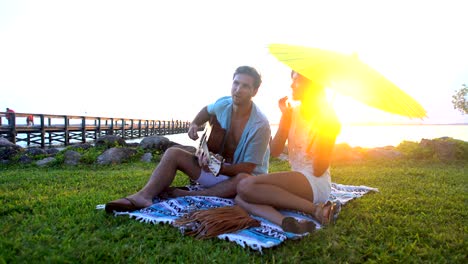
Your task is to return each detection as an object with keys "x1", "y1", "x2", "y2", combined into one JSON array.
[{"x1": 326, "y1": 90, "x2": 422, "y2": 125}]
